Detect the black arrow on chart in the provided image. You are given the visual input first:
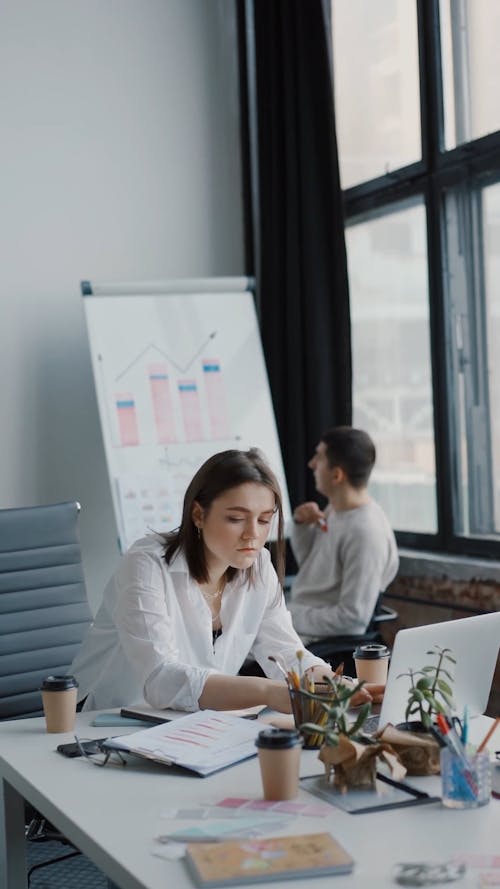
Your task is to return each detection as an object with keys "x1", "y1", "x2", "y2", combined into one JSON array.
[{"x1": 115, "y1": 332, "x2": 218, "y2": 382}]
